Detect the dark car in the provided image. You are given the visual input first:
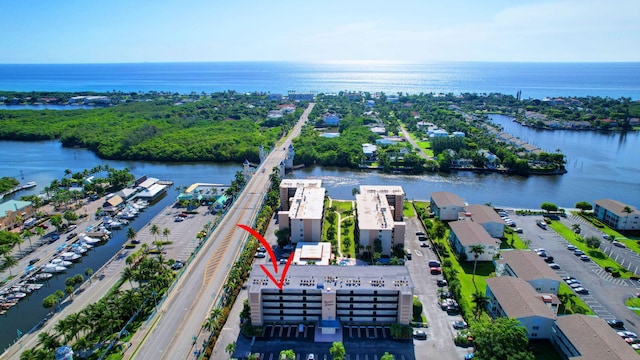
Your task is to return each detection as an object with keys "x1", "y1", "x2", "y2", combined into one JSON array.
[
  {"x1": 608, "y1": 319, "x2": 625, "y2": 329},
  {"x1": 66, "y1": 232, "x2": 78, "y2": 240},
  {"x1": 413, "y1": 329, "x2": 427, "y2": 340},
  {"x1": 543, "y1": 256, "x2": 555, "y2": 263},
  {"x1": 171, "y1": 261, "x2": 184, "y2": 270},
  {"x1": 437, "y1": 279, "x2": 448, "y2": 287},
  {"x1": 29, "y1": 258, "x2": 40, "y2": 265},
  {"x1": 420, "y1": 242, "x2": 429, "y2": 248}
]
